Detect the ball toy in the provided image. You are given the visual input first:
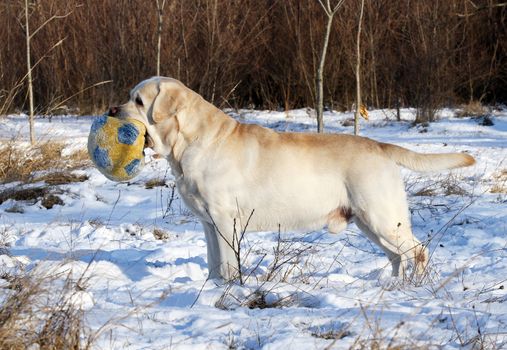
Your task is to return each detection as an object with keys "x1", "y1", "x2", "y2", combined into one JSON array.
[{"x1": 88, "y1": 115, "x2": 146, "y2": 182}]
